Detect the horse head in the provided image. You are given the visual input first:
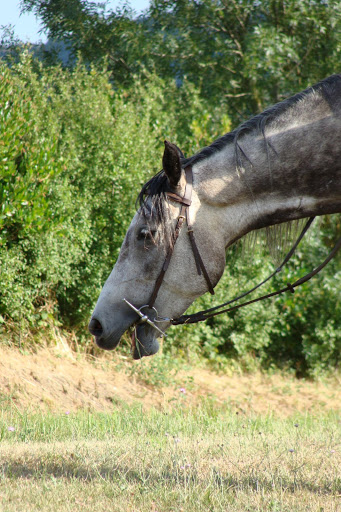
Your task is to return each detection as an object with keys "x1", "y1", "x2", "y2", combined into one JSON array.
[{"x1": 88, "y1": 140, "x2": 226, "y2": 358}]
